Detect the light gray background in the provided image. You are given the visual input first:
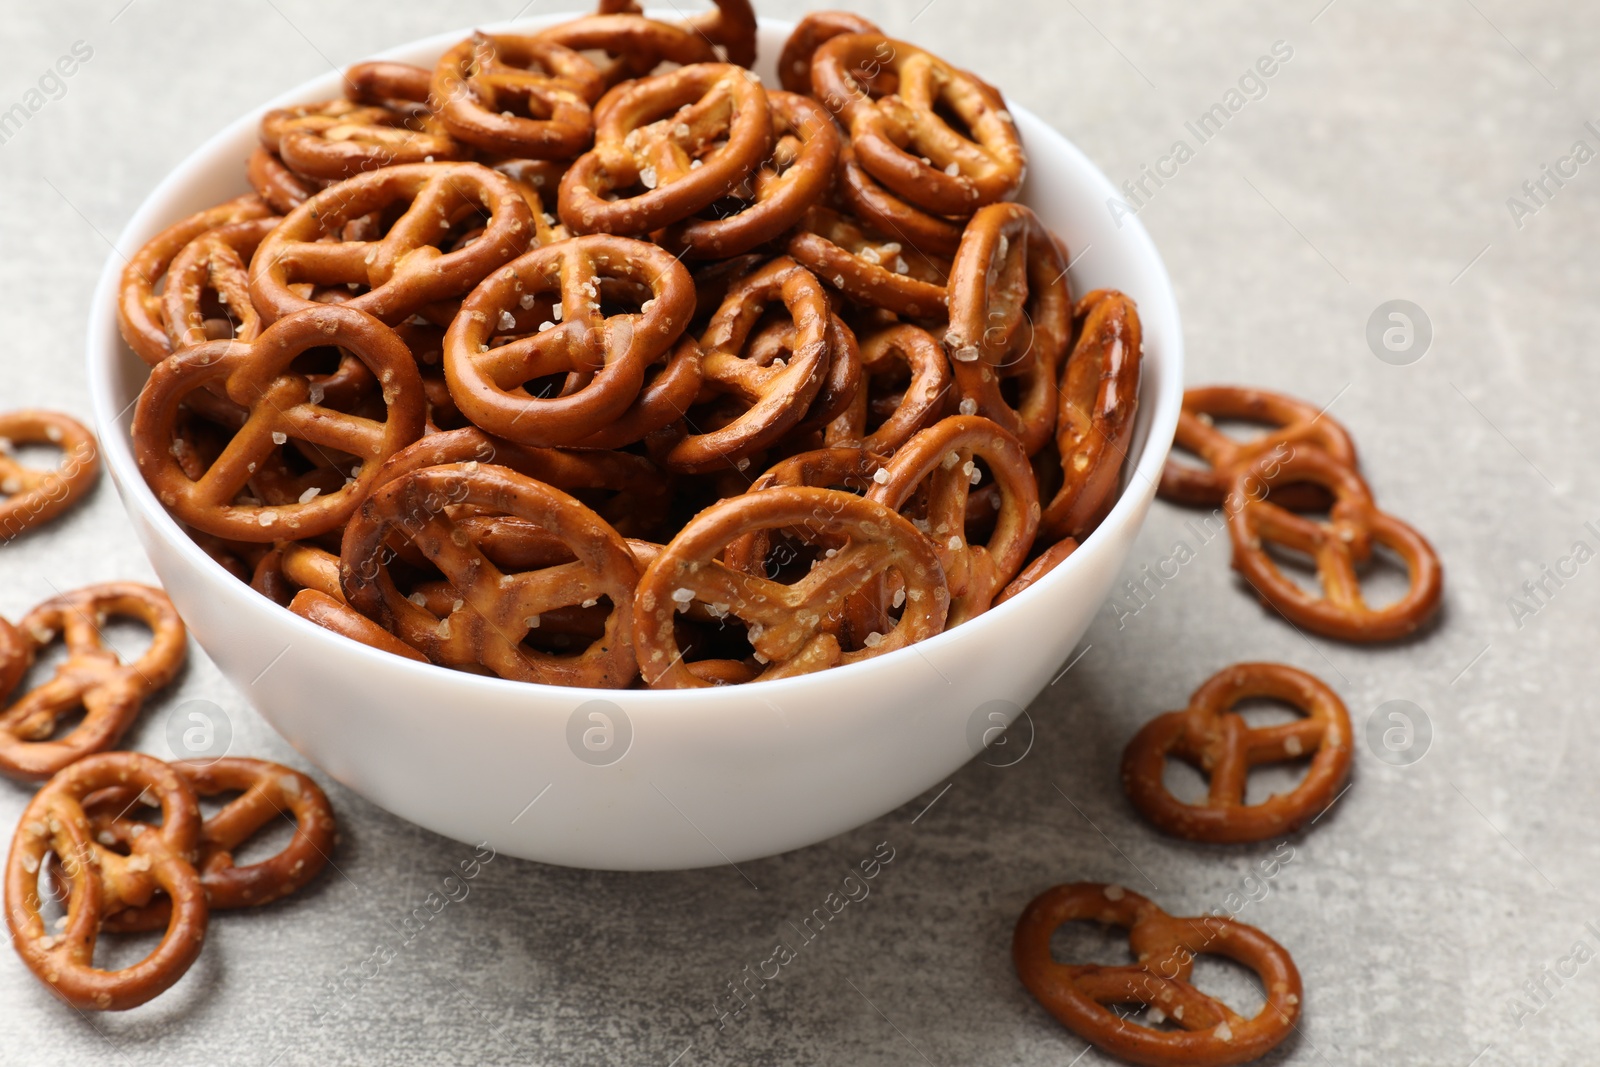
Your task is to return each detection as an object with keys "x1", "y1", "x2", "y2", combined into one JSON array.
[{"x1": 2, "y1": 1, "x2": 1596, "y2": 1064}]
